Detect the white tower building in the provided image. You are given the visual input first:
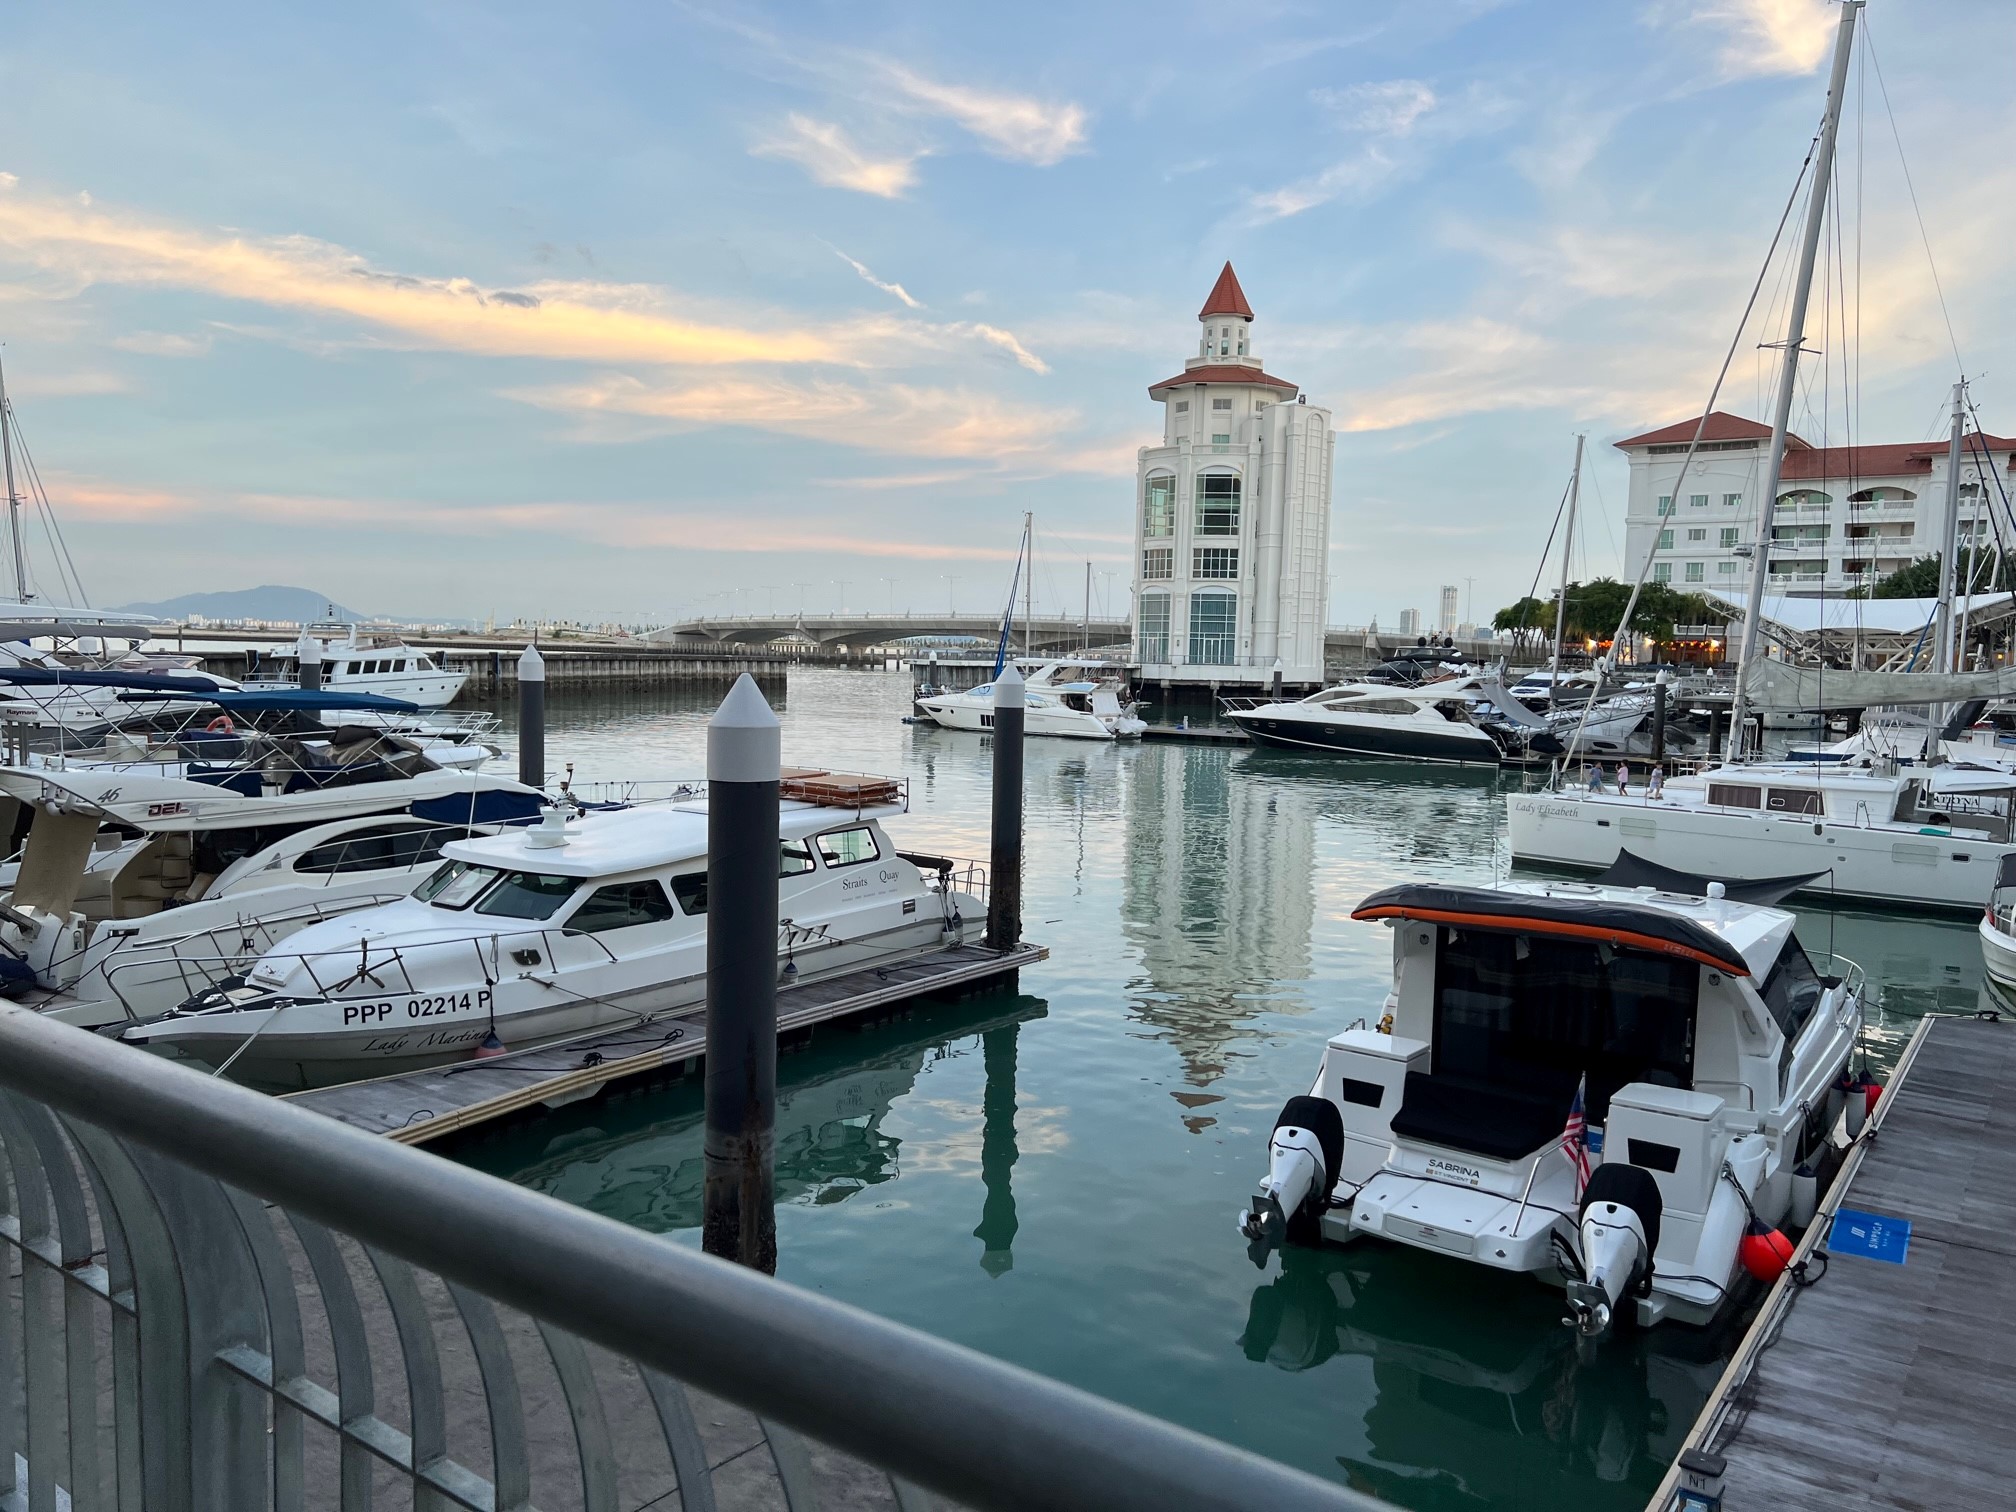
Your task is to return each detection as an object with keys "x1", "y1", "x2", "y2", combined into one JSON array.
[
  {"x1": 1438, "y1": 585, "x2": 1459, "y2": 635},
  {"x1": 1132, "y1": 264, "x2": 1335, "y2": 685}
]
